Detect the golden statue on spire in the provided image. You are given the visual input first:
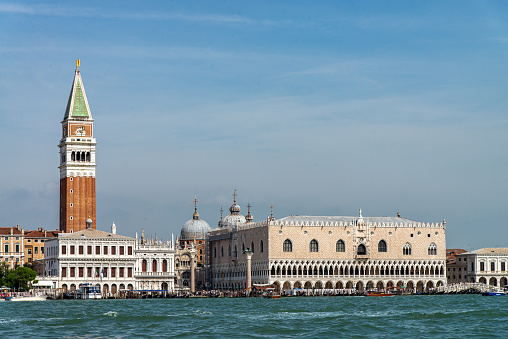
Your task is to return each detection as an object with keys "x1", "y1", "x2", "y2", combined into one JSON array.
[{"x1": 76, "y1": 59, "x2": 80, "y2": 68}]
